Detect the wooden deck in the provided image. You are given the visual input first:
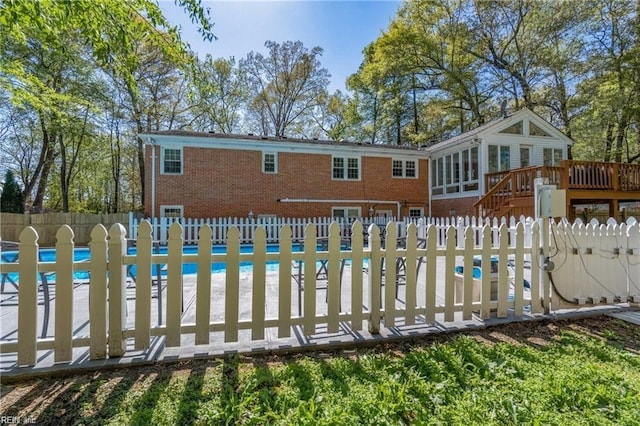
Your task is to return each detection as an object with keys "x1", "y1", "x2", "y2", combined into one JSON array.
[{"x1": 475, "y1": 161, "x2": 640, "y2": 220}]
